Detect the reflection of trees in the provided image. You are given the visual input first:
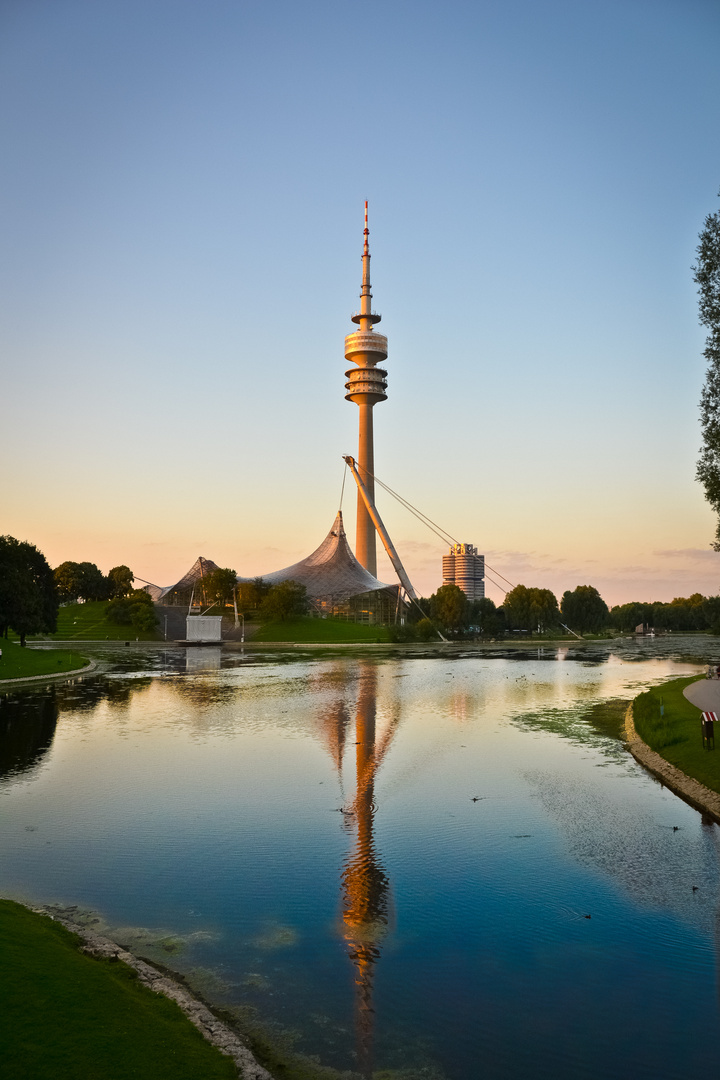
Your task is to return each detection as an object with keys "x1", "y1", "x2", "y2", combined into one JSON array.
[
  {"x1": 0, "y1": 689, "x2": 58, "y2": 781},
  {"x1": 0, "y1": 675, "x2": 149, "y2": 784},
  {"x1": 52, "y1": 677, "x2": 140, "y2": 713}
]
